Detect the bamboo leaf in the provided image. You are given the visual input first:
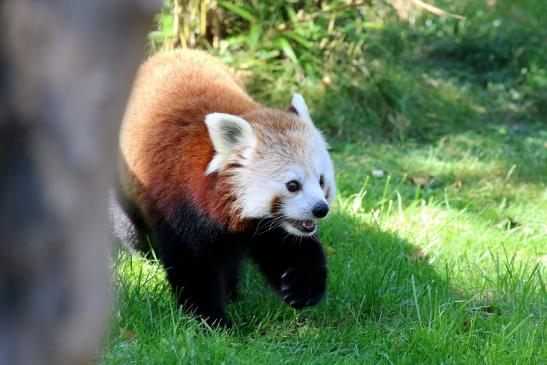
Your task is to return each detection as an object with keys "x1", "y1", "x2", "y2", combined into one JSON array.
[
  {"x1": 218, "y1": 1, "x2": 255, "y2": 22},
  {"x1": 285, "y1": 32, "x2": 313, "y2": 49},
  {"x1": 248, "y1": 24, "x2": 262, "y2": 51},
  {"x1": 276, "y1": 37, "x2": 299, "y2": 64},
  {"x1": 257, "y1": 50, "x2": 280, "y2": 60}
]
